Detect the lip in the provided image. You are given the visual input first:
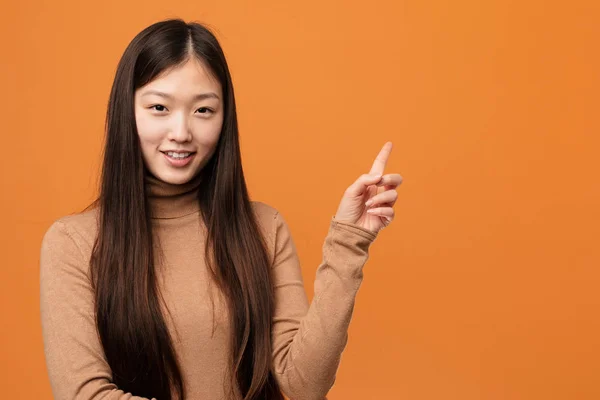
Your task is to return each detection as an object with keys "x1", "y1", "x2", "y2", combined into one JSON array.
[
  {"x1": 162, "y1": 151, "x2": 196, "y2": 168},
  {"x1": 161, "y1": 150, "x2": 196, "y2": 153}
]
